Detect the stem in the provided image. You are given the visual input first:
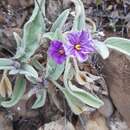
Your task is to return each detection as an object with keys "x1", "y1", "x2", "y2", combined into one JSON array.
[
  {"x1": 86, "y1": 18, "x2": 96, "y2": 33},
  {"x1": 73, "y1": 57, "x2": 80, "y2": 73},
  {"x1": 35, "y1": 0, "x2": 45, "y2": 19},
  {"x1": 49, "y1": 79, "x2": 64, "y2": 92}
]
